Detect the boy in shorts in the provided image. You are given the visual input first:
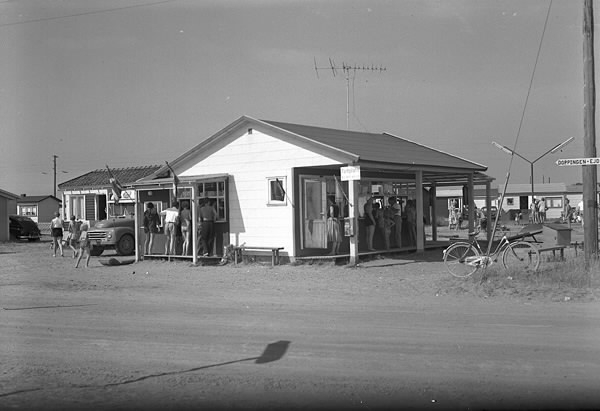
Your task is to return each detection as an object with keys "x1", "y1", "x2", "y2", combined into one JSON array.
[{"x1": 75, "y1": 224, "x2": 91, "y2": 268}]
